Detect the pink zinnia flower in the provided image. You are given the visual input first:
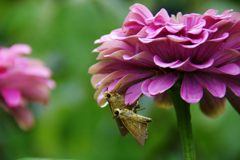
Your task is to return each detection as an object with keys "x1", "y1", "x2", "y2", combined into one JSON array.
[
  {"x1": 0, "y1": 44, "x2": 55, "y2": 129},
  {"x1": 89, "y1": 3, "x2": 240, "y2": 117}
]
